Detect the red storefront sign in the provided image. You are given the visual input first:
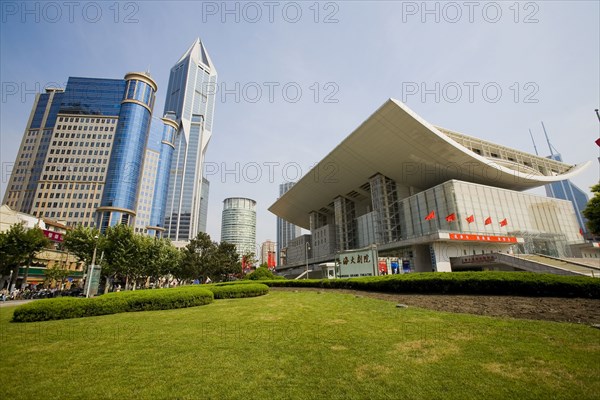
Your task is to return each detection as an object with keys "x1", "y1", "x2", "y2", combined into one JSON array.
[
  {"x1": 43, "y1": 230, "x2": 64, "y2": 242},
  {"x1": 448, "y1": 233, "x2": 517, "y2": 243},
  {"x1": 378, "y1": 259, "x2": 387, "y2": 273}
]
